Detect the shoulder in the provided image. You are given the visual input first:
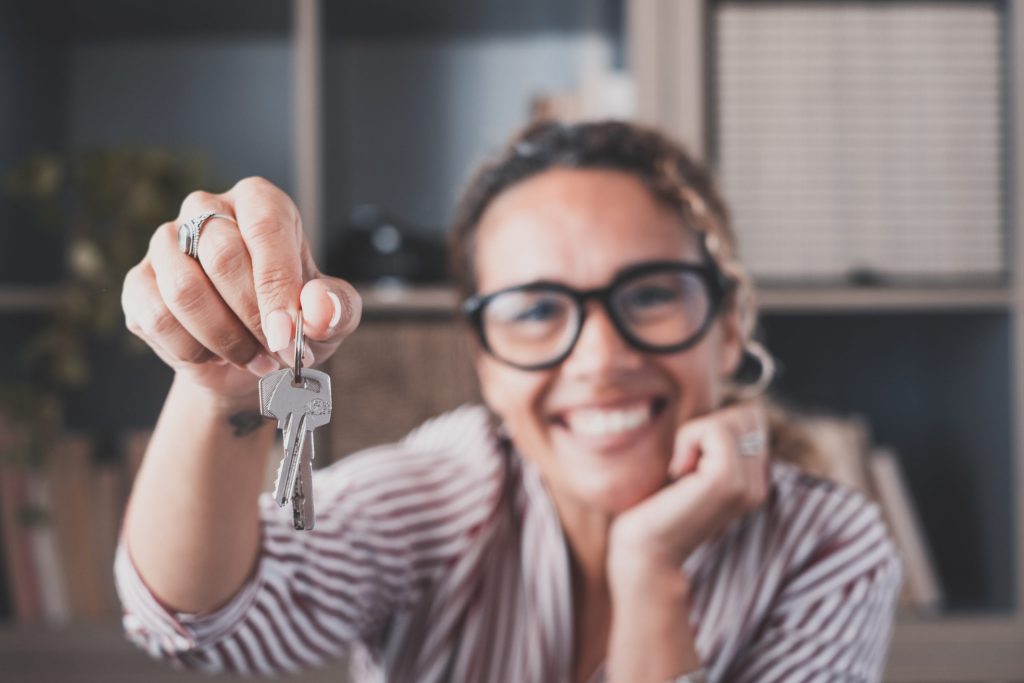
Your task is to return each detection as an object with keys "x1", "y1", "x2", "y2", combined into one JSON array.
[
  {"x1": 312, "y1": 404, "x2": 508, "y2": 529},
  {"x1": 760, "y1": 460, "x2": 902, "y2": 597}
]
